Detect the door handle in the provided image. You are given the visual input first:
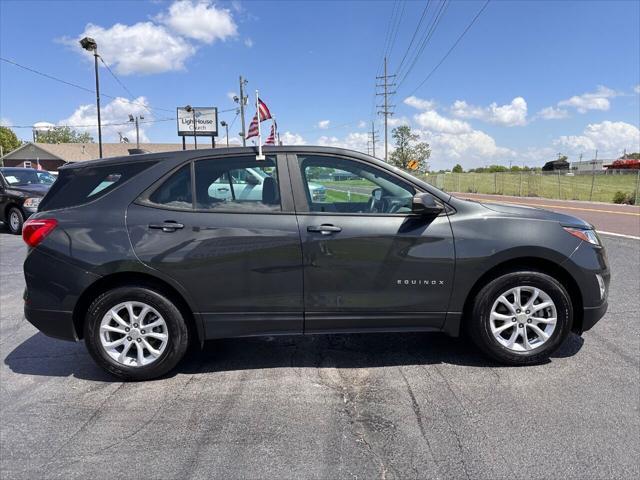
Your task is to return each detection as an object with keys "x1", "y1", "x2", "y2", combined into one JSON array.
[
  {"x1": 307, "y1": 224, "x2": 342, "y2": 235},
  {"x1": 149, "y1": 221, "x2": 184, "y2": 232}
]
